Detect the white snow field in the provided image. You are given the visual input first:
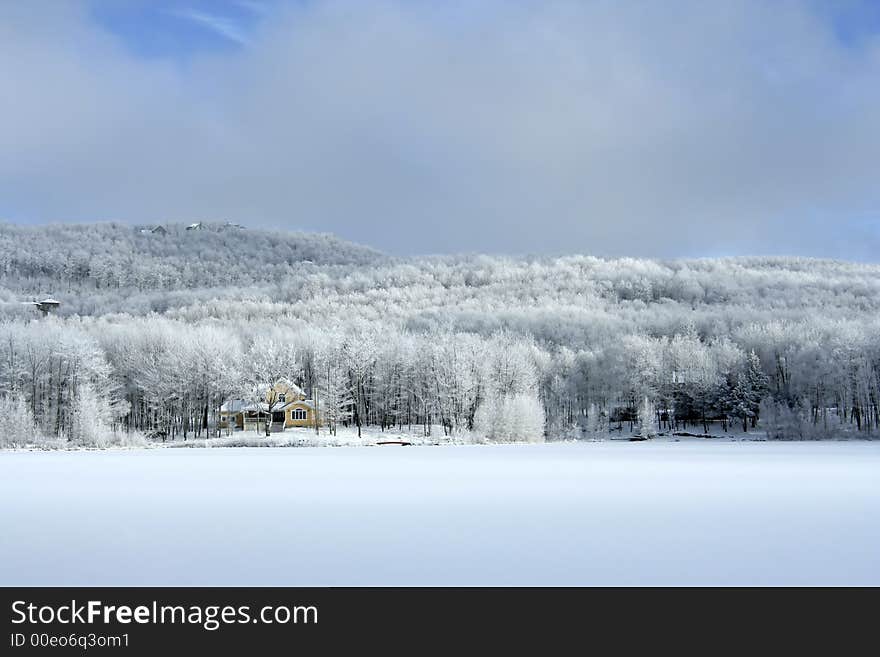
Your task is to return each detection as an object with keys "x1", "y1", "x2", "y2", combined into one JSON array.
[{"x1": 1, "y1": 441, "x2": 878, "y2": 586}]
